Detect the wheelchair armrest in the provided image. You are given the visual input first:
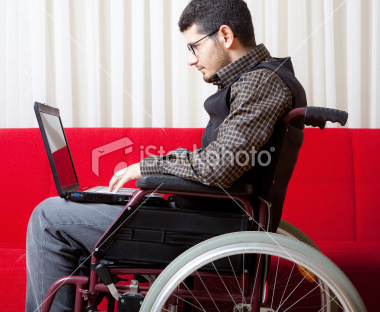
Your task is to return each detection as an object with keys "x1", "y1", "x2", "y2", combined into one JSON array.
[{"x1": 136, "y1": 174, "x2": 255, "y2": 197}]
